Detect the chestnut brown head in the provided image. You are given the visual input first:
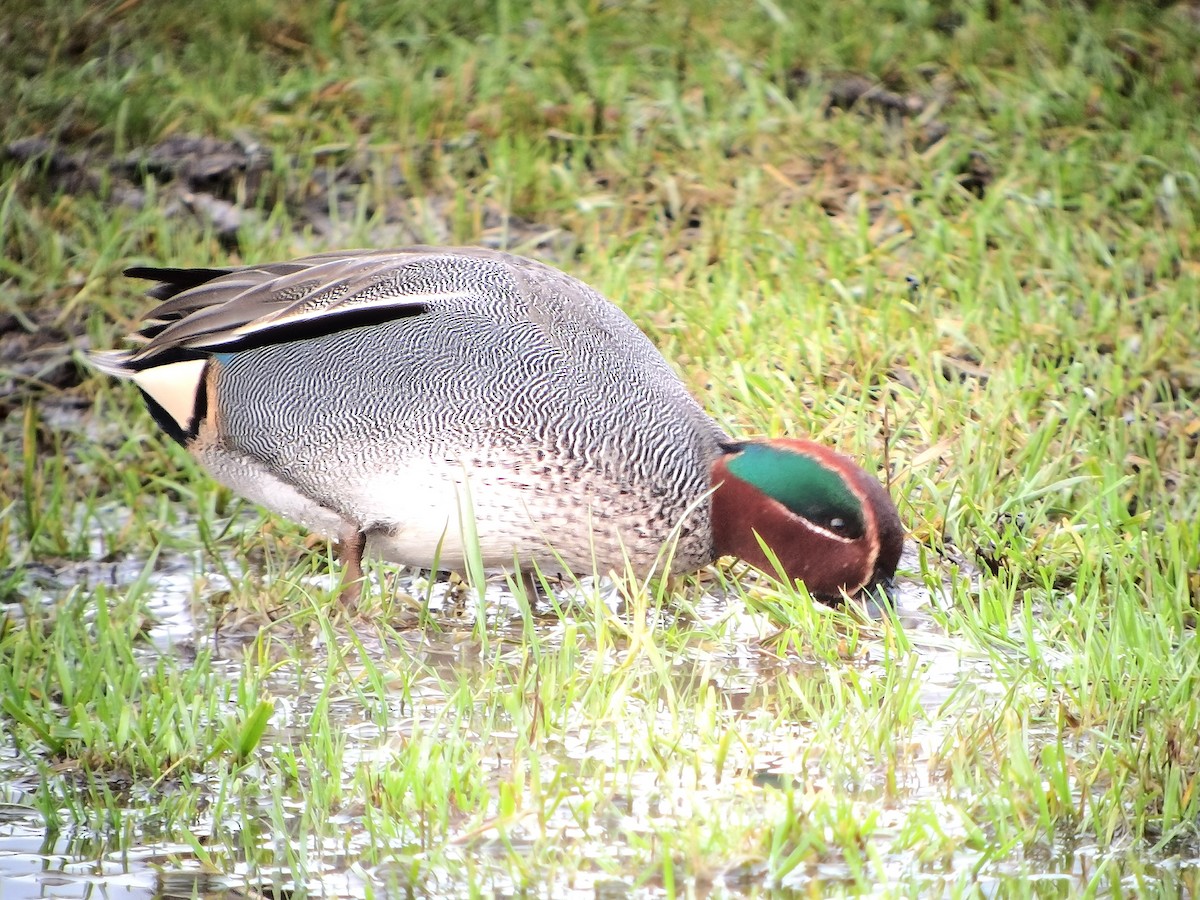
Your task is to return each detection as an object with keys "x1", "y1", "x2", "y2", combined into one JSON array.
[{"x1": 710, "y1": 438, "x2": 903, "y2": 601}]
